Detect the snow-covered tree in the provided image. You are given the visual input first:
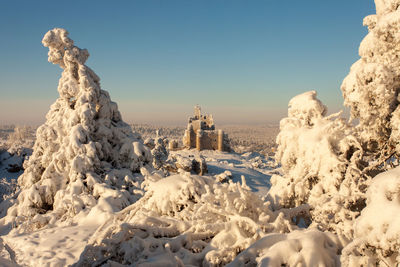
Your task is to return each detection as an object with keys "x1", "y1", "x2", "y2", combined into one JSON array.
[
  {"x1": 2, "y1": 28, "x2": 152, "y2": 232},
  {"x1": 151, "y1": 137, "x2": 168, "y2": 169},
  {"x1": 270, "y1": 0, "x2": 400, "y2": 255},
  {"x1": 268, "y1": 91, "x2": 368, "y2": 239},
  {"x1": 342, "y1": 0, "x2": 400, "y2": 252},
  {"x1": 342, "y1": 0, "x2": 400, "y2": 165}
]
